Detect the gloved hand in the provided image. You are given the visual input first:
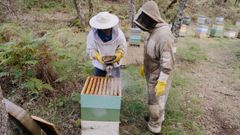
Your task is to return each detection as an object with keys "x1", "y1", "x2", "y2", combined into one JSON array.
[
  {"x1": 140, "y1": 65, "x2": 144, "y2": 77},
  {"x1": 94, "y1": 52, "x2": 104, "y2": 64},
  {"x1": 155, "y1": 81, "x2": 166, "y2": 96},
  {"x1": 114, "y1": 49, "x2": 124, "y2": 63}
]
